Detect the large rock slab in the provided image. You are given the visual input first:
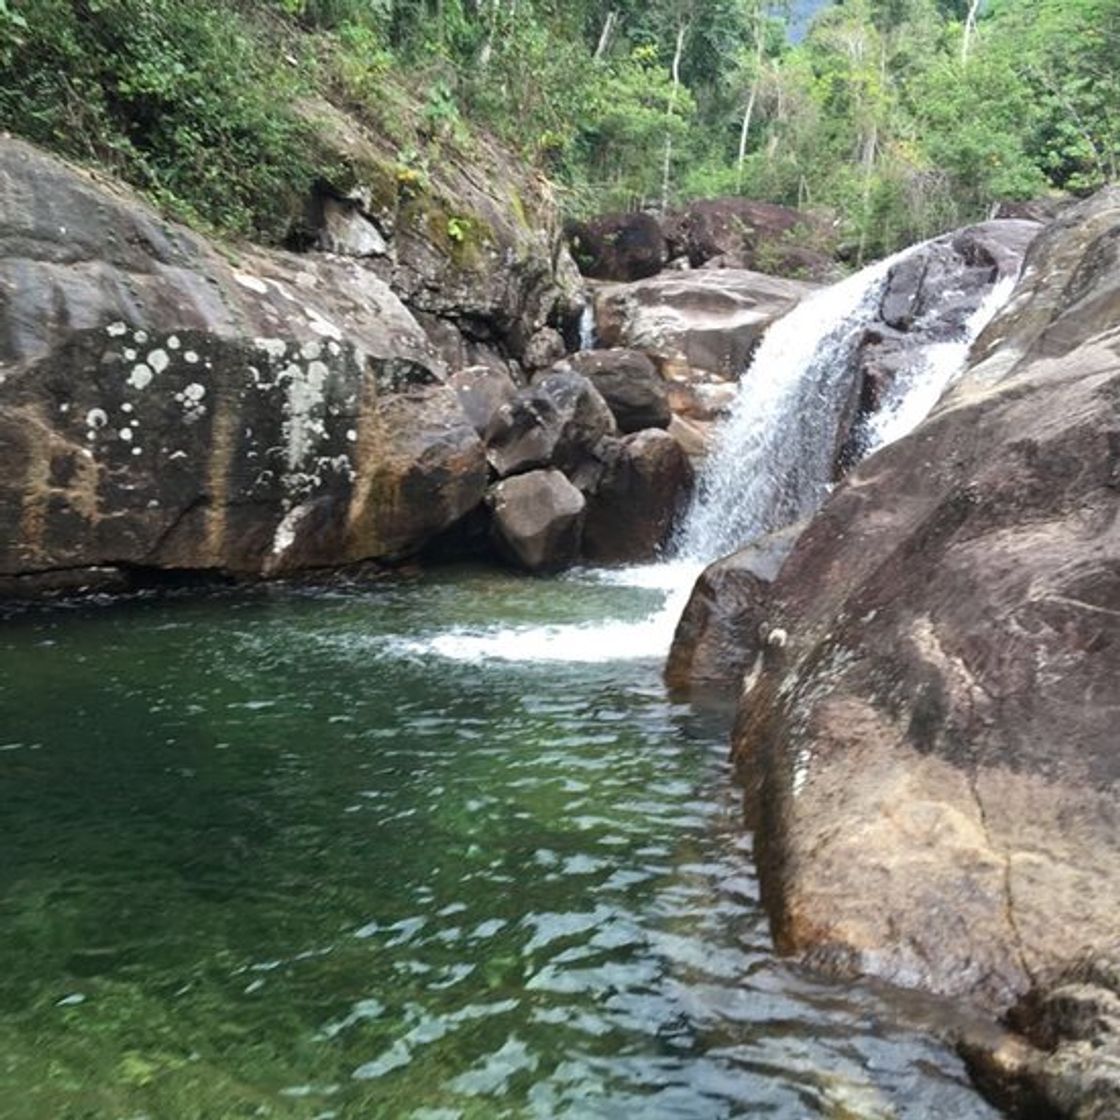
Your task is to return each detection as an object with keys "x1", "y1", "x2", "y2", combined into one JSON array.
[
  {"x1": 0, "y1": 137, "x2": 488, "y2": 589},
  {"x1": 591, "y1": 270, "x2": 812, "y2": 381},
  {"x1": 732, "y1": 188, "x2": 1120, "y2": 1018},
  {"x1": 665, "y1": 524, "x2": 802, "y2": 693}
]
